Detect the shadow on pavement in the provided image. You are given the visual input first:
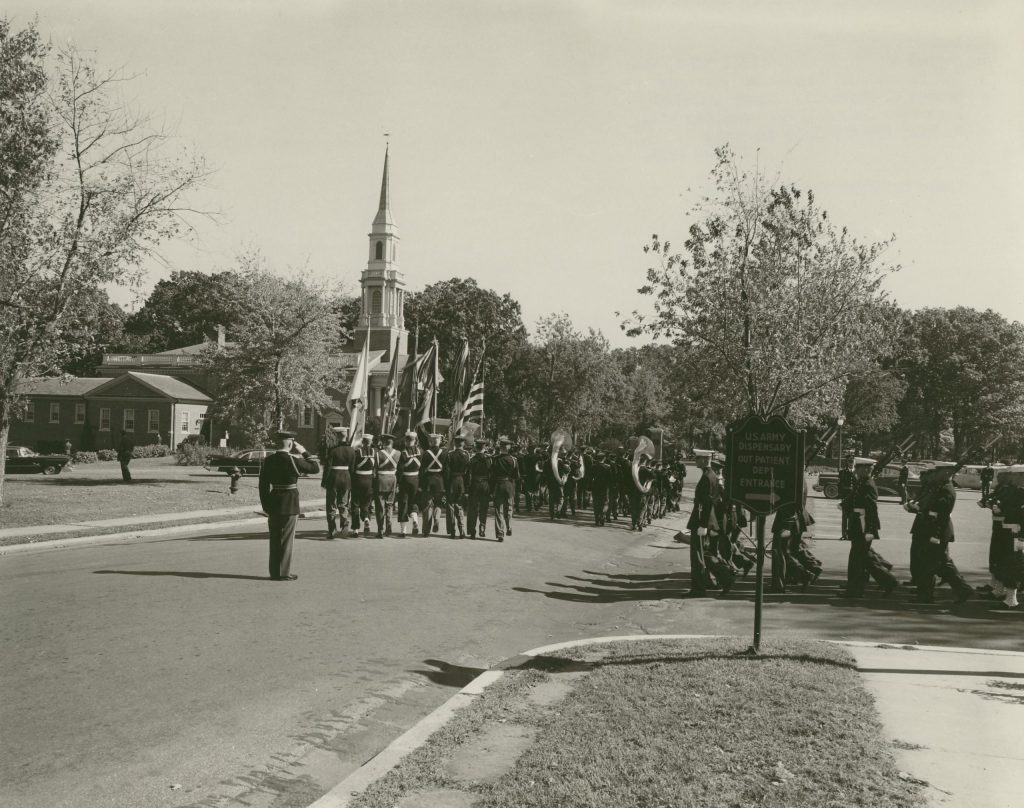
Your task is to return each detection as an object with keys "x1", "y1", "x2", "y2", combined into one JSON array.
[
  {"x1": 93, "y1": 569, "x2": 268, "y2": 581},
  {"x1": 16, "y1": 477, "x2": 196, "y2": 487},
  {"x1": 409, "y1": 658, "x2": 487, "y2": 688}
]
